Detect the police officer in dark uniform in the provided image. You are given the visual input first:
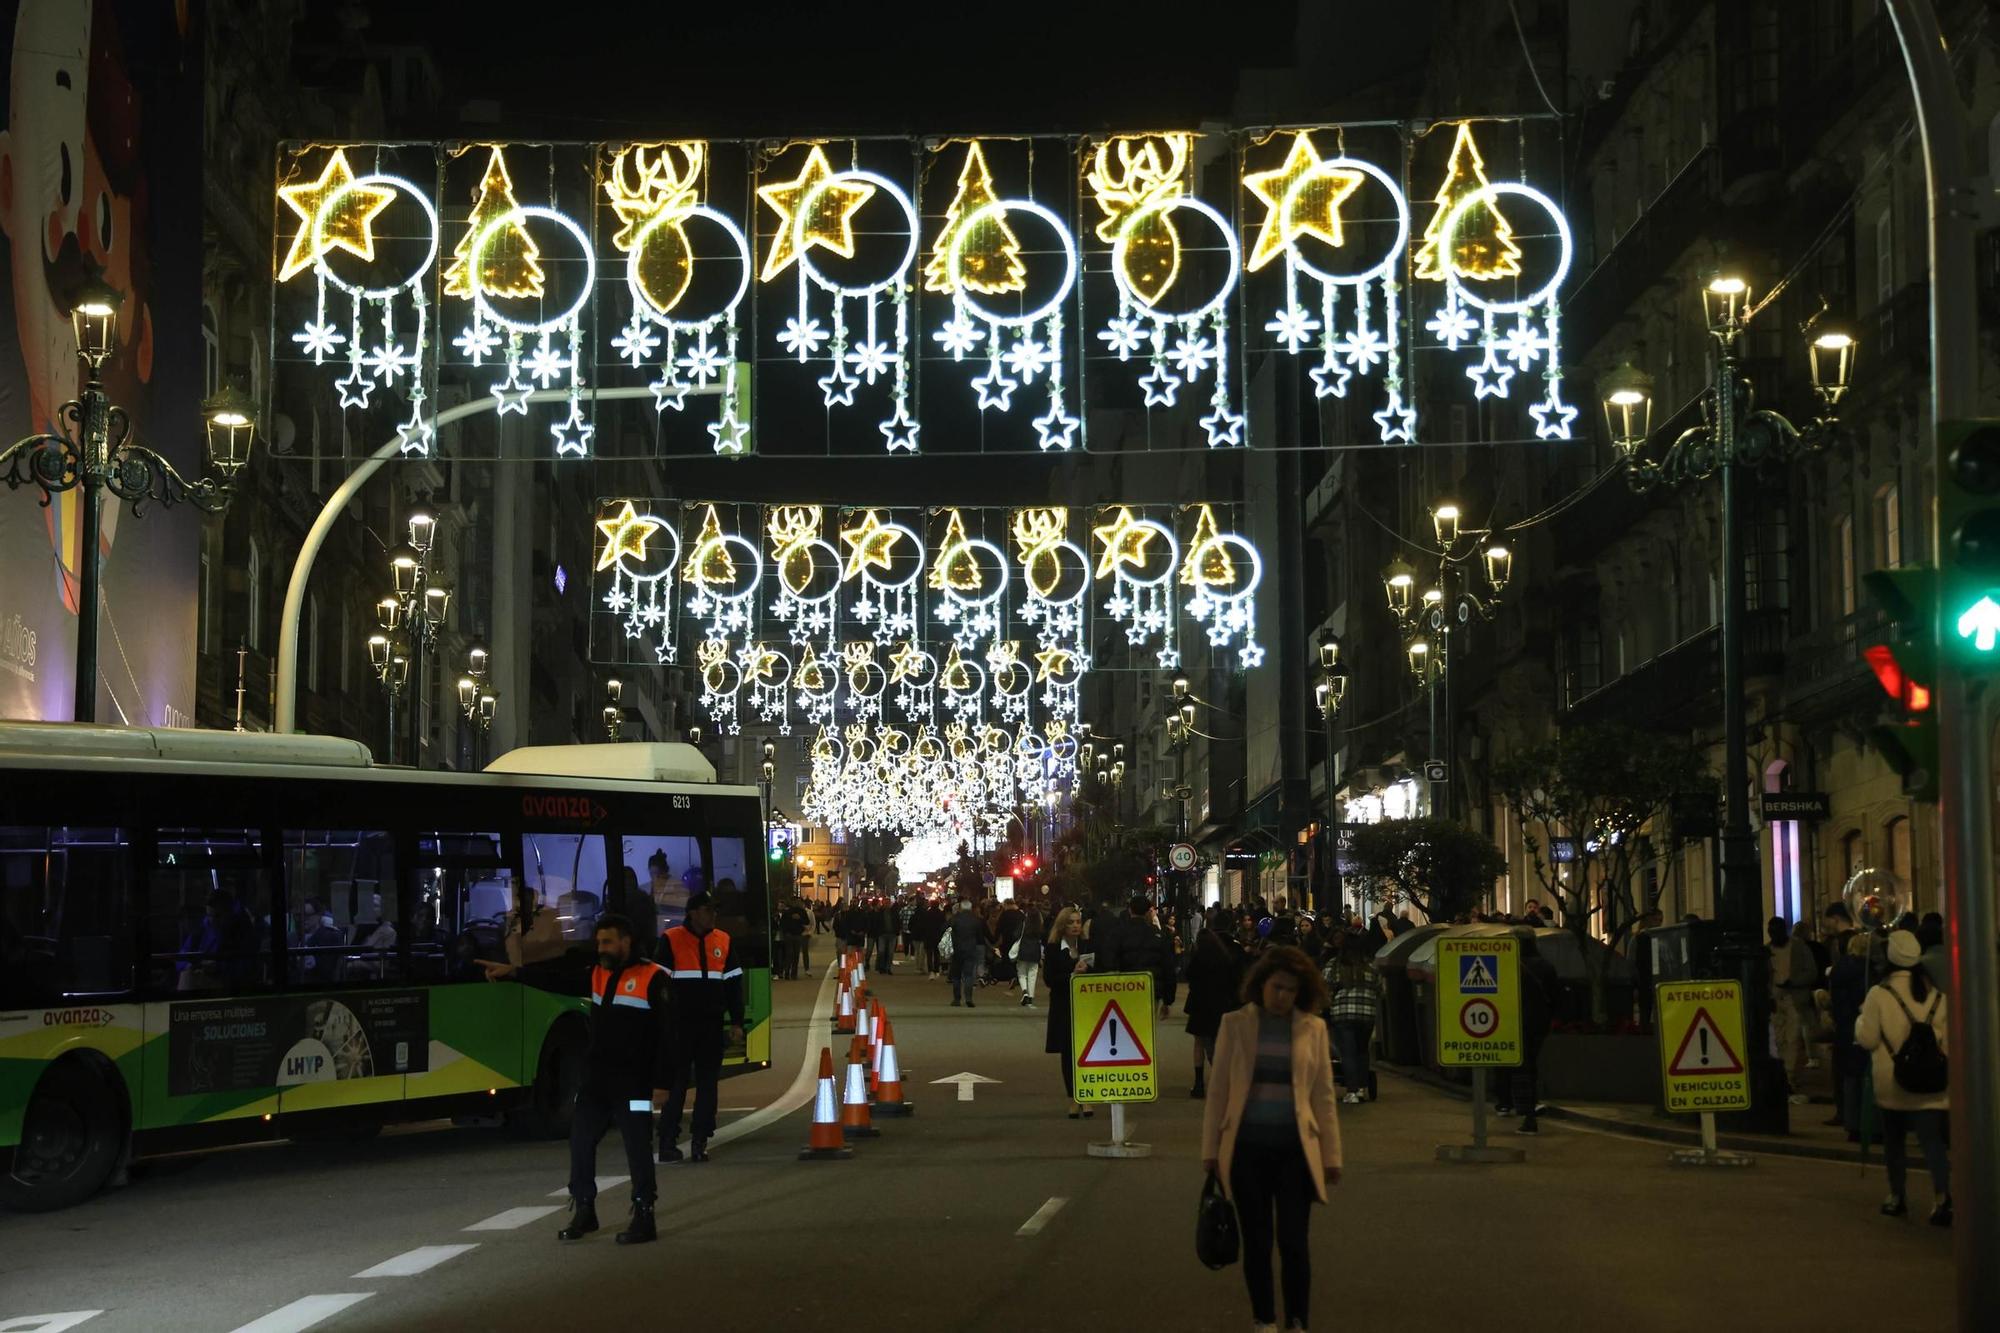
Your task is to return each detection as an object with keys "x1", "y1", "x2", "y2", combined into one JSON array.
[
  {"x1": 559, "y1": 914, "x2": 674, "y2": 1245},
  {"x1": 657, "y1": 890, "x2": 744, "y2": 1163}
]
